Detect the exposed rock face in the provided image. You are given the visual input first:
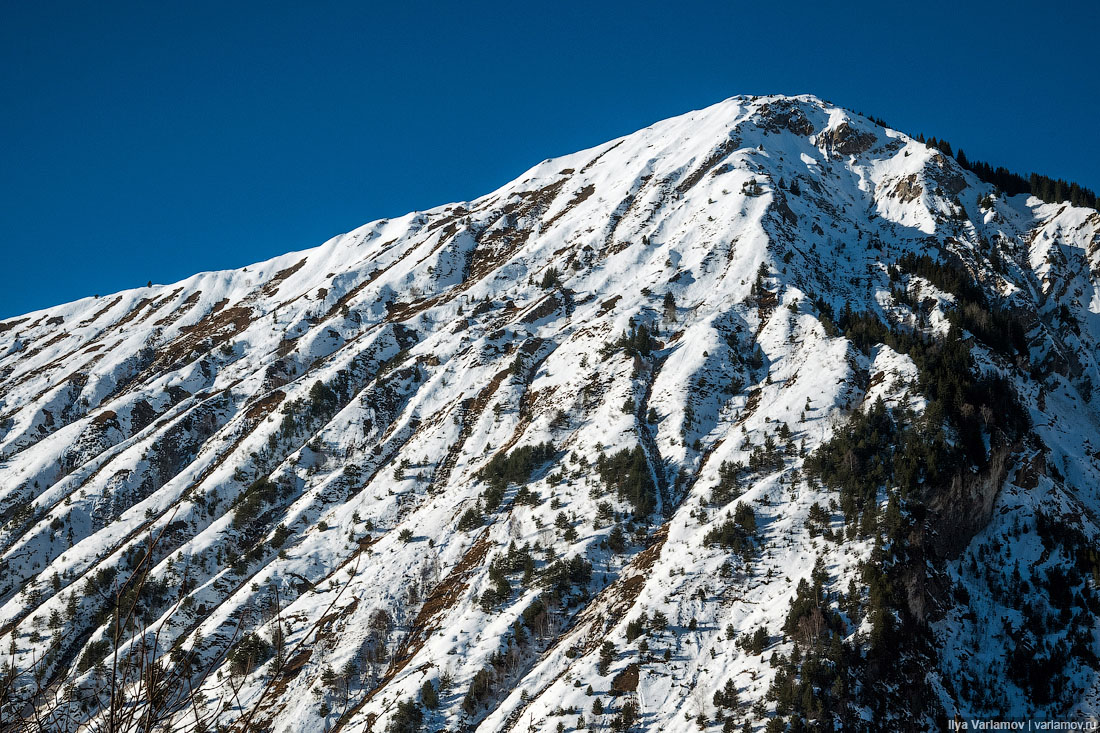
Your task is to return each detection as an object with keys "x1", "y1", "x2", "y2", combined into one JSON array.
[
  {"x1": 783, "y1": 107, "x2": 816, "y2": 136},
  {"x1": 820, "y1": 120, "x2": 877, "y2": 155},
  {"x1": 927, "y1": 449, "x2": 1013, "y2": 561},
  {"x1": 891, "y1": 173, "x2": 925, "y2": 203},
  {"x1": 928, "y1": 151, "x2": 969, "y2": 194},
  {"x1": 755, "y1": 99, "x2": 816, "y2": 136}
]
